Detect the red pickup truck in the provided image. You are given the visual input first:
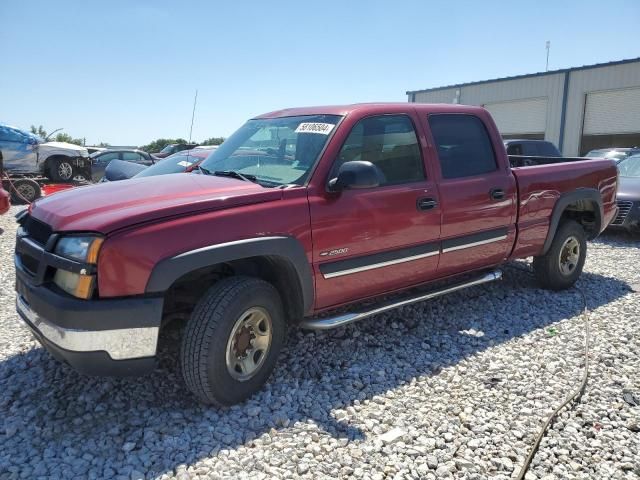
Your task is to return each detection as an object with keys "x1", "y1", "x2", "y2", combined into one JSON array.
[{"x1": 14, "y1": 103, "x2": 617, "y2": 405}]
